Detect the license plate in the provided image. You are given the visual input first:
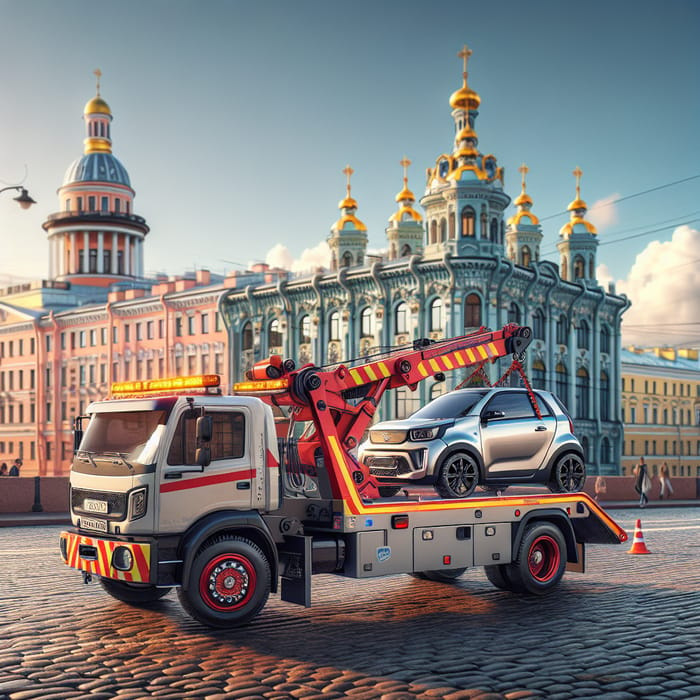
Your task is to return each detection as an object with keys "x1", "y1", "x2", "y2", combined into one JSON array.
[
  {"x1": 83, "y1": 498, "x2": 108, "y2": 514},
  {"x1": 81, "y1": 517, "x2": 108, "y2": 533}
]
